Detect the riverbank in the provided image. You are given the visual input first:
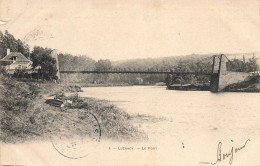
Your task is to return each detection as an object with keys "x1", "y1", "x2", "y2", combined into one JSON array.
[
  {"x1": 167, "y1": 83, "x2": 210, "y2": 91},
  {"x1": 223, "y1": 75, "x2": 260, "y2": 92},
  {"x1": 61, "y1": 82, "x2": 166, "y2": 88},
  {"x1": 166, "y1": 75, "x2": 260, "y2": 92},
  {"x1": 0, "y1": 76, "x2": 147, "y2": 143}
]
